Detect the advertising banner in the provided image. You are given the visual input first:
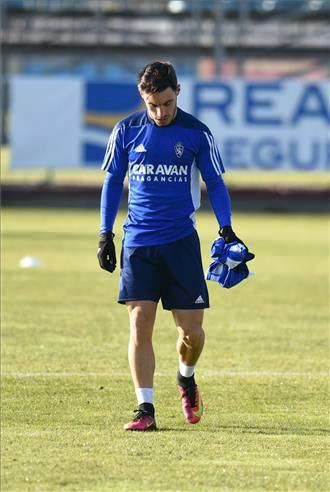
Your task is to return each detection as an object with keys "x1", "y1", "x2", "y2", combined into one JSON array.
[{"x1": 10, "y1": 77, "x2": 330, "y2": 171}]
